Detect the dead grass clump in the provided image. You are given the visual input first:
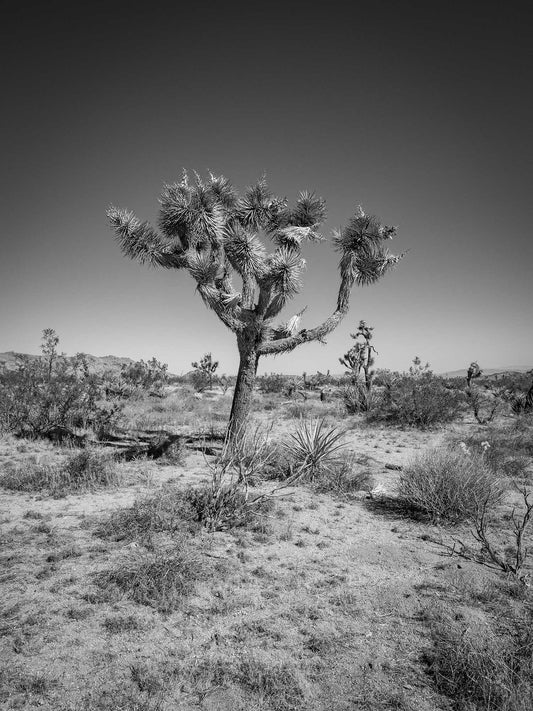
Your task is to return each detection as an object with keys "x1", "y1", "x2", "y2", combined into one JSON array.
[
  {"x1": 95, "y1": 547, "x2": 202, "y2": 613},
  {"x1": 399, "y1": 447, "x2": 503, "y2": 523},
  {"x1": 186, "y1": 654, "x2": 305, "y2": 710},
  {"x1": 257, "y1": 441, "x2": 292, "y2": 480},
  {"x1": 96, "y1": 485, "x2": 200, "y2": 541},
  {"x1": 235, "y1": 656, "x2": 305, "y2": 710},
  {"x1": 102, "y1": 613, "x2": 145, "y2": 634},
  {"x1": 0, "y1": 448, "x2": 121, "y2": 496},
  {"x1": 425, "y1": 604, "x2": 533, "y2": 710},
  {"x1": 0, "y1": 667, "x2": 58, "y2": 706},
  {"x1": 77, "y1": 685, "x2": 164, "y2": 711},
  {"x1": 314, "y1": 452, "x2": 374, "y2": 494}
]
